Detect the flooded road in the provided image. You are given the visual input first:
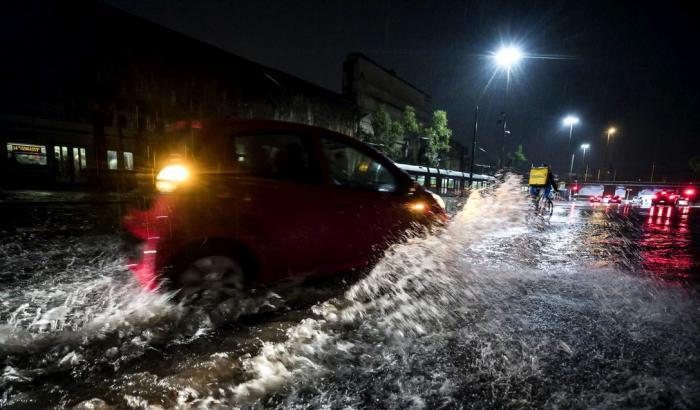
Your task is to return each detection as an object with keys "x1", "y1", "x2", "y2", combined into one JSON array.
[{"x1": 1, "y1": 178, "x2": 699, "y2": 409}]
